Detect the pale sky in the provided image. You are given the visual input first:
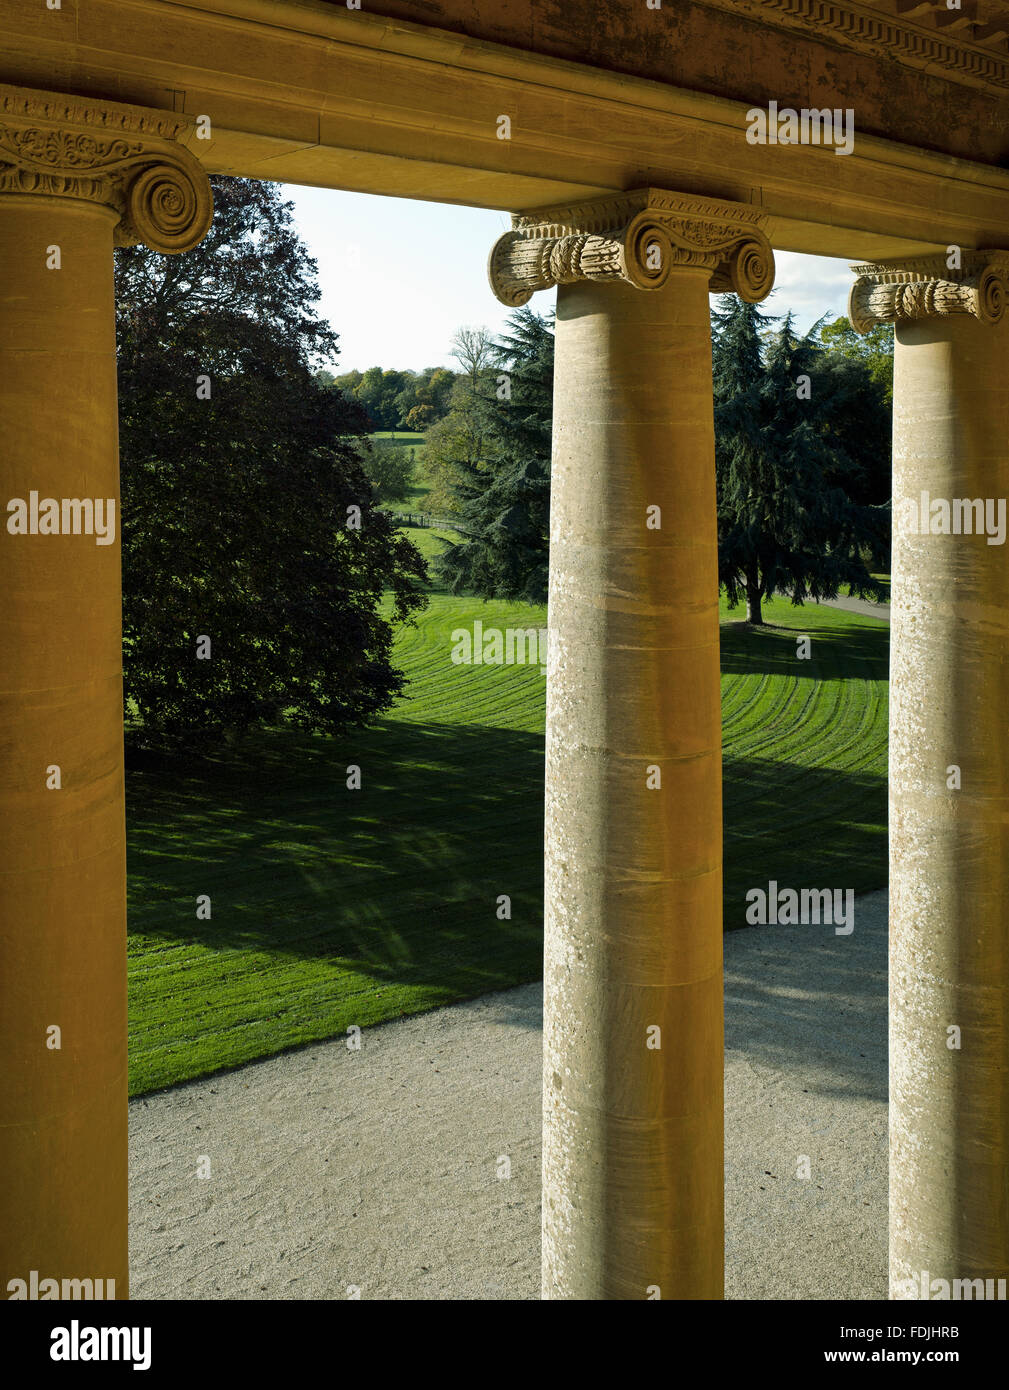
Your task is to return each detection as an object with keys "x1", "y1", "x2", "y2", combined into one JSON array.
[{"x1": 283, "y1": 184, "x2": 853, "y2": 374}]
